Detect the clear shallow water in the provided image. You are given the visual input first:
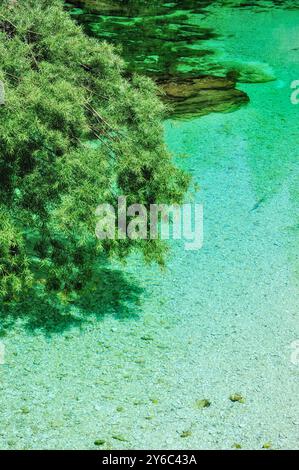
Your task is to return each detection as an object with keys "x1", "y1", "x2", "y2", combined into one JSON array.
[{"x1": 0, "y1": 3, "x2": 298, "y2": 450}]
